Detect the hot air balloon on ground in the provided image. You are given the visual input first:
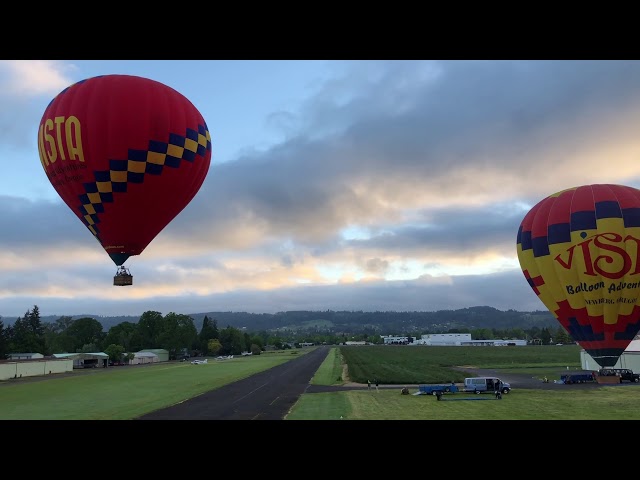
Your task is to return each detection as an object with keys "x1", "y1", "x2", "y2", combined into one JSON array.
[
  {"x1": 37, "y1": 74, "x2": 212, "y2": 285},
  {"x1": 517, "y1": 184, "x2": 640, "y2": 368}
]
